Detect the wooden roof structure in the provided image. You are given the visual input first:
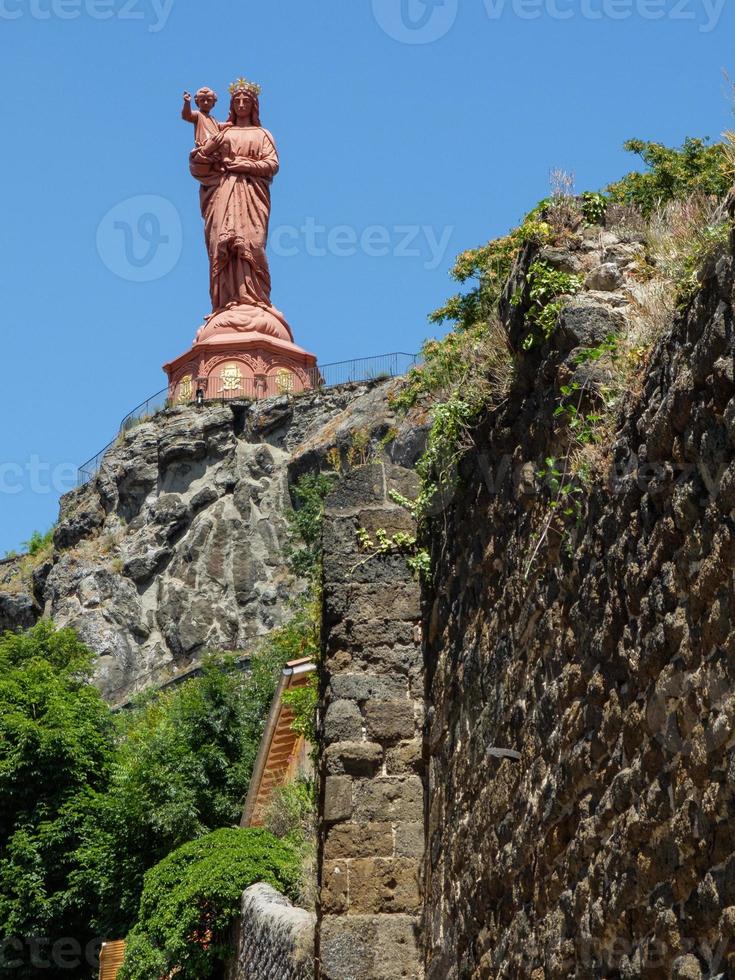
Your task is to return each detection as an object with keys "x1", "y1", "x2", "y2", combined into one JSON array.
[
  {"x1": 99, "y1": 940, "x2": 126, "y2": 979},
  {"x1": 241, "y1": 657, "x2": 316, "y2": 827}
]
